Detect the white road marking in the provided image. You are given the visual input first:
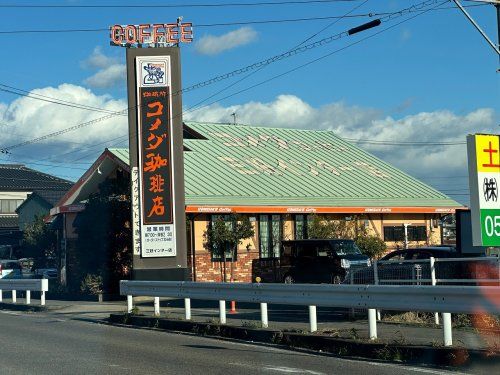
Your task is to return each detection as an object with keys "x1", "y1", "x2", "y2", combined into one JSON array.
[
  {"x1": 263, "y1": 366, "x2": 325, "y2": 374},
  {"x1": 230, "y1": 363, "x2": 325, "y2": 374}
]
